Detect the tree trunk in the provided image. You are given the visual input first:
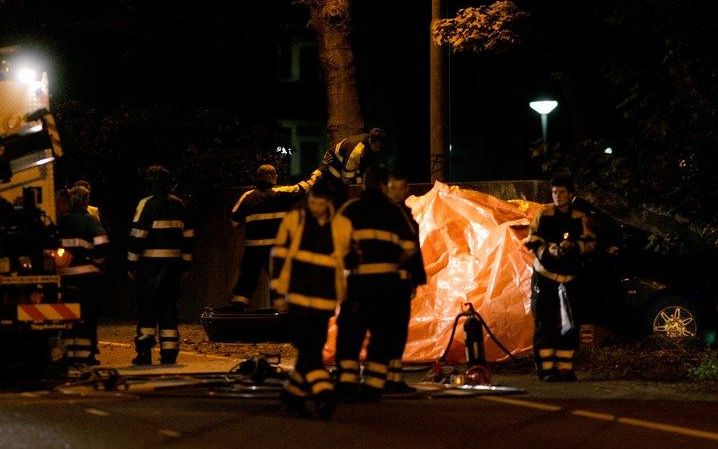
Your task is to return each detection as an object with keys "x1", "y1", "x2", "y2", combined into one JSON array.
[
  {"x1": 303, "y1": 0, "x2": 364, "y2": 145},
  {"x1": 430, "y1": 0, "x2": 449, "y2": 181}
]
